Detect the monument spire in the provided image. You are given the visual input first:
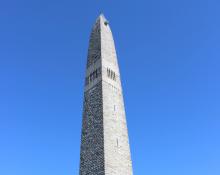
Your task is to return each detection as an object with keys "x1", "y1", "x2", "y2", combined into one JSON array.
[{"x1": 79, "y1": 14, "x2": 133, "y2": 175}]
